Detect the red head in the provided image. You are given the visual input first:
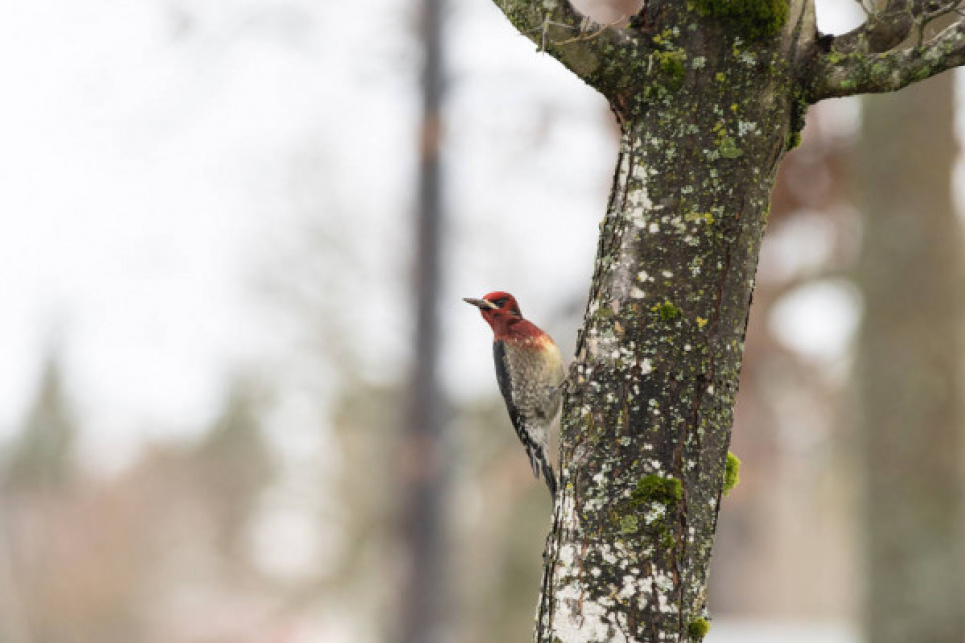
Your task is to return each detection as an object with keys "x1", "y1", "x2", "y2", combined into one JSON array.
[{"x1": 464, "y1": 291, "x2": 537, "y2": 339}]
